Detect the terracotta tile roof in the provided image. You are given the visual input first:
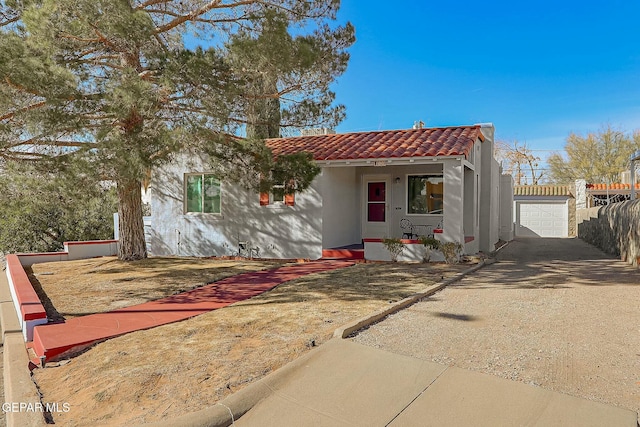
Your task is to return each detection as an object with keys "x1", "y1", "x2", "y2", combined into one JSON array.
[
  {"x1": 587, "y1": 183, "x2": 640, "y2": 190},
  {"x1": 265, "y1": 126, "x2": 484, "y2": 161},
  {"x1": 514, "y1": 185, "x2": 573, "y2": 196}
]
